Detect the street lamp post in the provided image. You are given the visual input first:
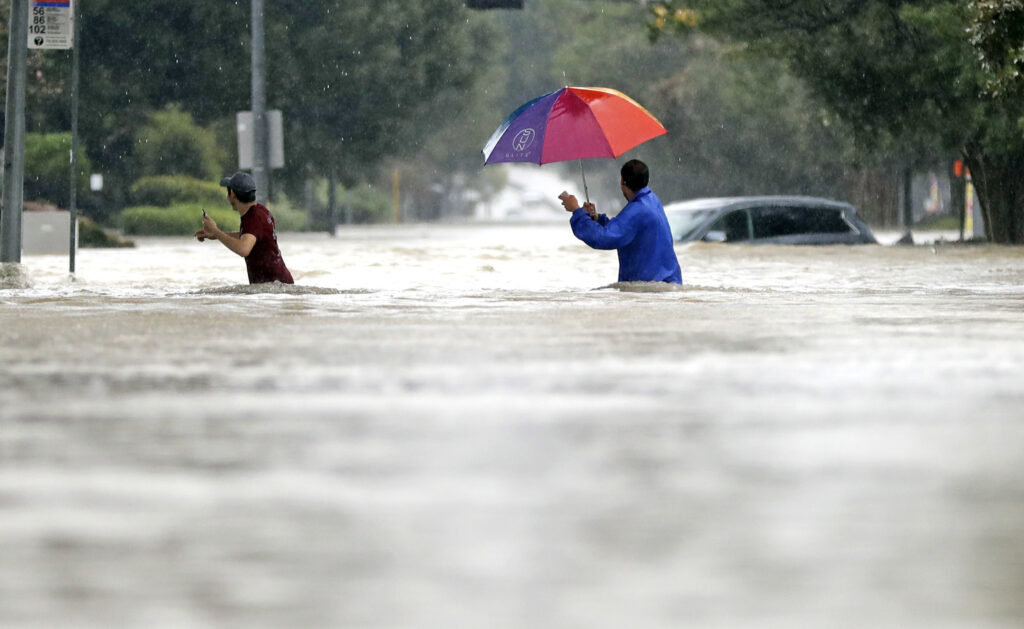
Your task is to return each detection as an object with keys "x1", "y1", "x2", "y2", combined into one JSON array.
[
  {"x1": 1, "y1": 0, "x2": 29, "y2": 264},
  {"x1": 251, "y1": 0, "x2": 269, "y2": 204}
]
